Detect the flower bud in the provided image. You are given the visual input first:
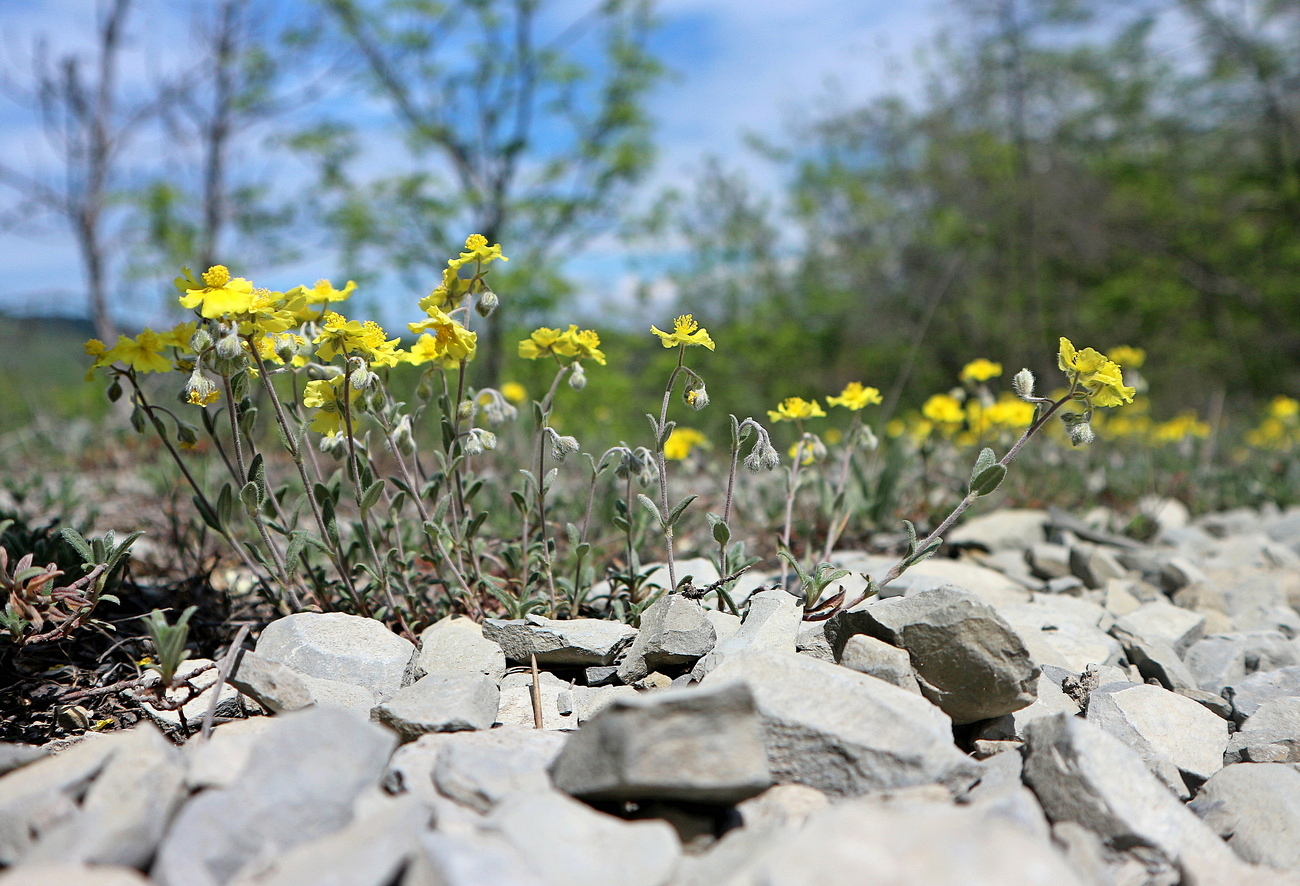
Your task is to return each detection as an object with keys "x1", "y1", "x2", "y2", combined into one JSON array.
[
  {"x1": 350, "y1": 367, "x2": 376, "y2": 390},
  {"x1": 183, "y1": 370, "x2": 219, "y2": 406},
  {"x1": 463, "y1": 427, "x2": 497, "y2": 456},
  {"x1": 684, "y1": 382, "x2": 709, "y2": 410},
  {"x1": 176, "y1": 422, "x2": 199, "y2": 449},
  {"x1": 1067, "y1": 421, "x2": 1095, "y2": 446},
  {"x1": 393, "y1": 415, "x2": 416, "y2": 456},
  {"x1": 568, "y1": 362, "x2": 588, "y2": 391},
  {"x1": 546, "y1": 428, "x2": 580, "y2": 462},
  {"x1": 1013, "y1": 368, "x2": 1036, "y2": 401},
  {"x1": 458, "y1": 399, "x2": 477, "y2": 421},
  {"x1": 189, "y1": 328, "x2": 213, "y2": 353},
  {"x1": 216, "y1": 331, "x2": 243, "y2": 361},
  {"x1": 475, "y1": 287, "x2": 499, "y2": 317}
]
